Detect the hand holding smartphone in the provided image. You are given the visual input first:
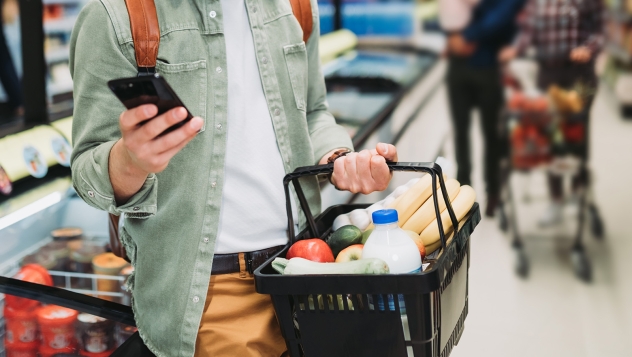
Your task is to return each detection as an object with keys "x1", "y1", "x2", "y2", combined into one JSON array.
[
  {"x1": 107, "y1": 73, "x2": 203, "y2": 177},
  {"x1": 108, "y1": 73, "x2": 194, "y2": 136}
]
